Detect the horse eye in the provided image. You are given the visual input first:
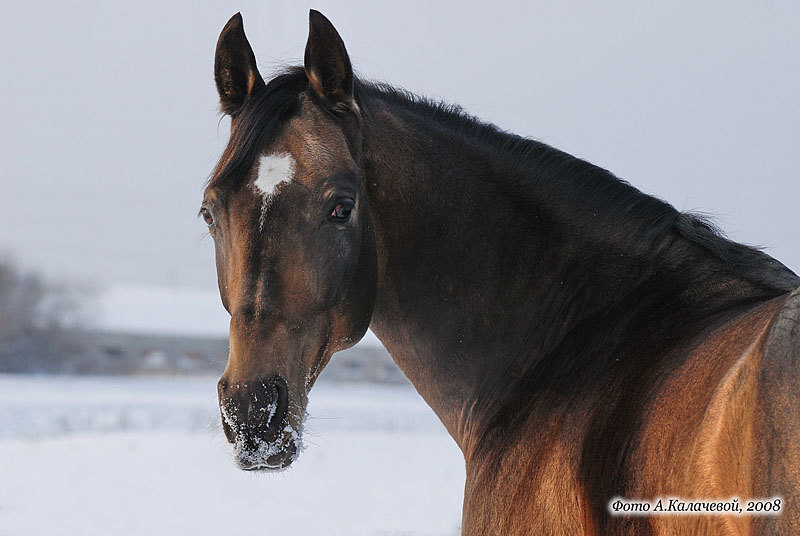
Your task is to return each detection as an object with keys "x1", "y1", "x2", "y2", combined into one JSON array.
[
  {"x1": 200, "y1": 207, "x2": 214, "y2": 226},
  {"x1": 330, "y1": 200, "x2": 354, "y2": 222}
]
